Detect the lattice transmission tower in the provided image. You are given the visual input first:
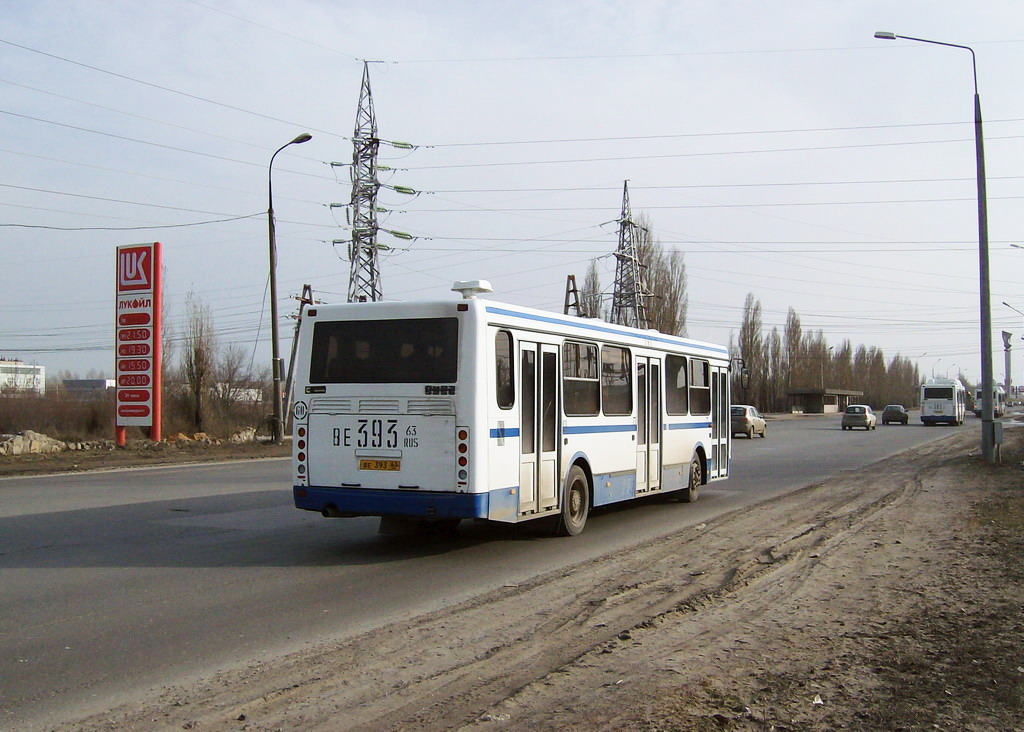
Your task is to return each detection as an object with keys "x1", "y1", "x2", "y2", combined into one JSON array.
[
  {"x1": 347, "y1": 62, "x2": 383, "y2": 302},
  {"x1": 609, "y1": 181, "x2": 651, "y2": 329}
]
